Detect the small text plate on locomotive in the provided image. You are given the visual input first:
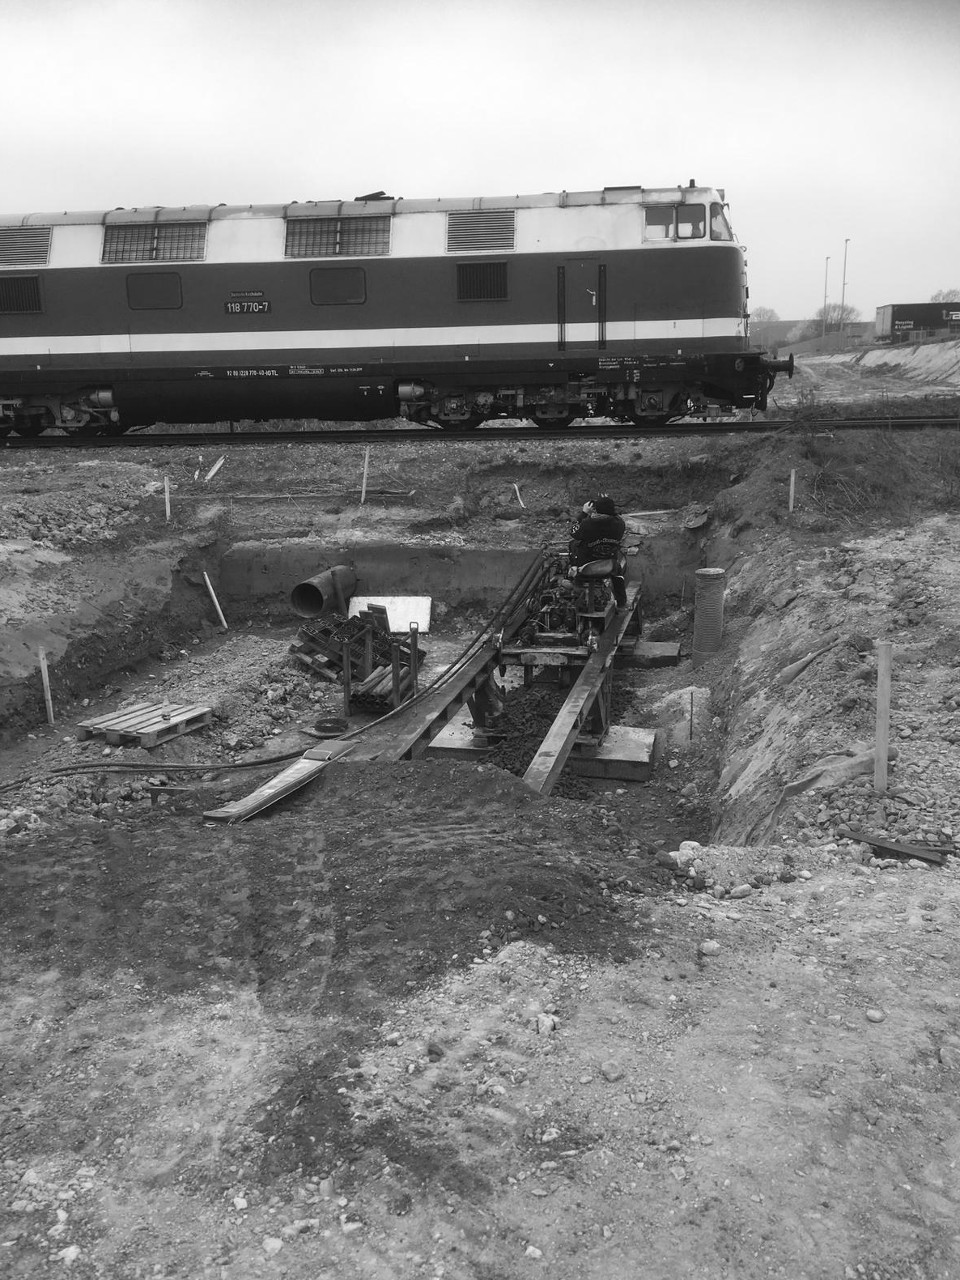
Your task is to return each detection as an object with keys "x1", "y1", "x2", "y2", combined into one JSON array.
[{"x1": 224, "y1": 300, "x2": 272, "y2": 315}]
